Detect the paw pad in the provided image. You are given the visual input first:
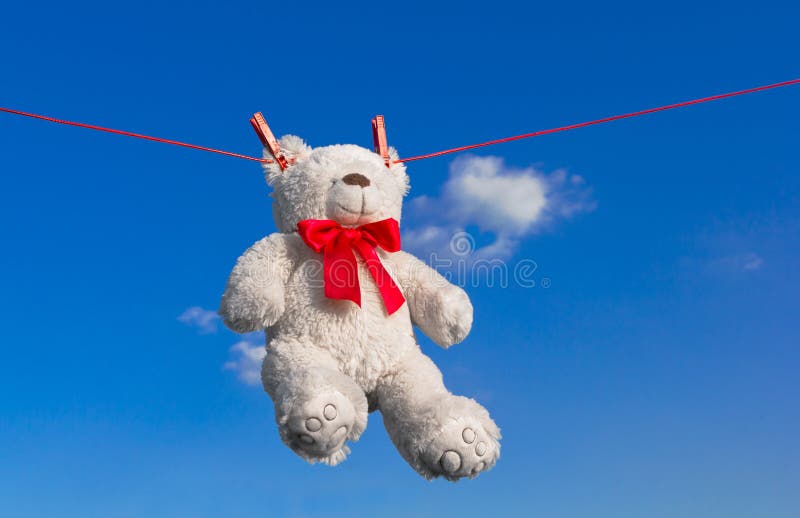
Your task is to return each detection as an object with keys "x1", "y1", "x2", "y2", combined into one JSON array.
[
  {"x1": 440, "y1": 451, "x2": 462, "y2": 473},
  {"x1": 305, "y1": 417, "x2": 322, "y2": 432},
  {"x1": 323, "y1": 404, "x2": 337, "y2": 420},
  {"x1": 285, "y1": 392, "x2": 356, "y2": 459},
  {"x1": 475, "y1": 441, "x2": 487, "y2": 456},
  {"x1": 462, "y1": 427, "x2": 476, "y2": 444},
  {"x1": 423, "y1": 417, "x2": 499, "y2": 481}
]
